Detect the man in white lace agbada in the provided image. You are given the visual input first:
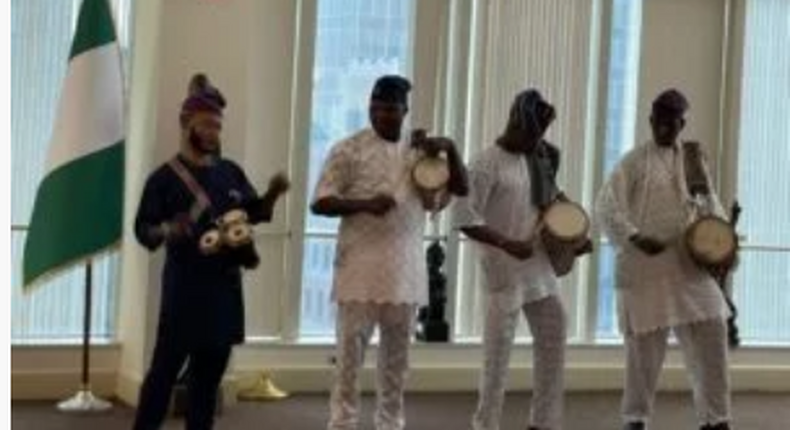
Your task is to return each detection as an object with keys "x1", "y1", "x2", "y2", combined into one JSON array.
[
  {"x1": 455, "y1": 89, "x2": 581, "y2": 430},
  {"x1": 595, "y1": 89, "x2": 734, "y2": 430},
  {"x1": 311, "y1": 75, "x2": 468, "y2": 430}
]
